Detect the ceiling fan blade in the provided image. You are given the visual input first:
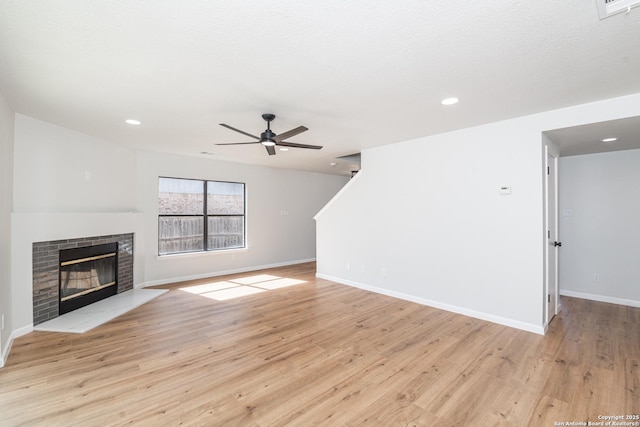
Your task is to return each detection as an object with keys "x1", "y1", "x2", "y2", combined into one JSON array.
[
  {"x1": 219, "y1": 123, "x2": 261, "y2": 140},
  {"x1": 266, "y1": 145, "x2": 276, "y2": 156},
  {"x1": 277, "y1": 141, "x2": 323, "y2": 150},
  {"x1": 272, "y1": 126, "x2": 308, "y2": 142},
  {"x1": 215, "y1": 142, "x2": 260, "y2": 145}
]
